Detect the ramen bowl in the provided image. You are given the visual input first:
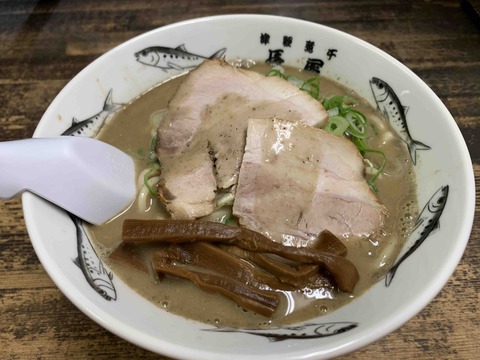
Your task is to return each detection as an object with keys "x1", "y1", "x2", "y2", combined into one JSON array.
[{"x1": 23, "y1": 15, "x2": 475, "y2": 360}]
